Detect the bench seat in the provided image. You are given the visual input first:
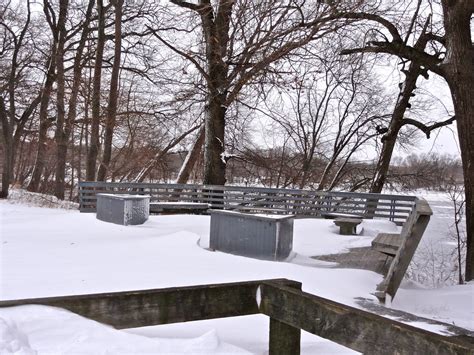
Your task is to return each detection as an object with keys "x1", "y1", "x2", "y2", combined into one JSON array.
[
  {"x1": 372, "y1": 233, "x2": 403, "y2": 256},
  {"x1": 334, "y1": 217, "x2": 362, "y2": 235},
  {"x1": 149, "y1": 202, "x2": 209, "y2": 214}
]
